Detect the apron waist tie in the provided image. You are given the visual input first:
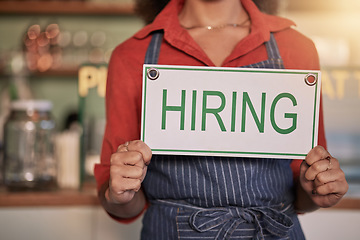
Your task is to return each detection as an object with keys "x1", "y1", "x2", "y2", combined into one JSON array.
[
  {"x1": 153, "y1": 200, "x2": 294, "y2": 240},
  {"x1": 190, "y1": 205, "x2": 293, "y2": 240}
]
